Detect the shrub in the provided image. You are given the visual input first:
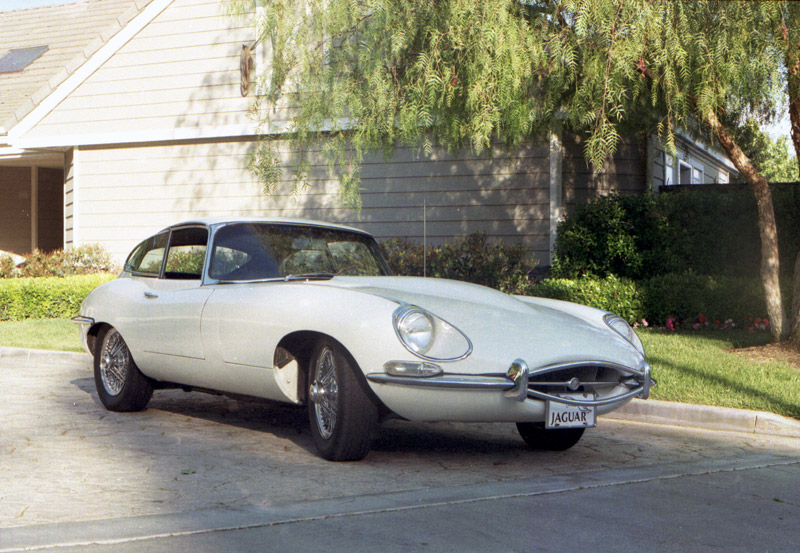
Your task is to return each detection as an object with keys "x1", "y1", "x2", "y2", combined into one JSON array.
[
  {"x1": 0, "y1": 245, "x2": 117, "y2": 278},
  {"x1": 381, "y1": 233, "x2": 537, "y2": 294},
  {"x1": 0, "y1": 274, "x2": 115, "y2": 321},
  {"x1": 552, "y1": 187, "x2": 798, "y2": 280},
  {"x1": 530, "y1": 275, "x2": 645, "y2": 323},
  {"x1": 526, "y1": 273, "x2": 770, "y2": 327},
  {"x1": 640, "y1": 273, "x2": 771, "y2": 326}
]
